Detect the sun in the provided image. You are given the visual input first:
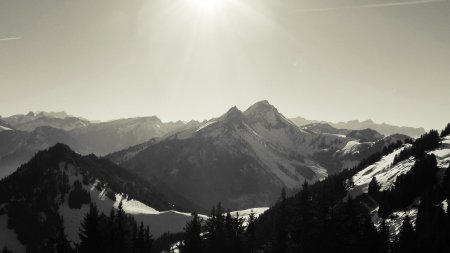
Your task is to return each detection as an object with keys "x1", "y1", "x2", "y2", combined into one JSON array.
[{"x1": 189, "y1": 0, "x2": 228, "y2": 14}]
